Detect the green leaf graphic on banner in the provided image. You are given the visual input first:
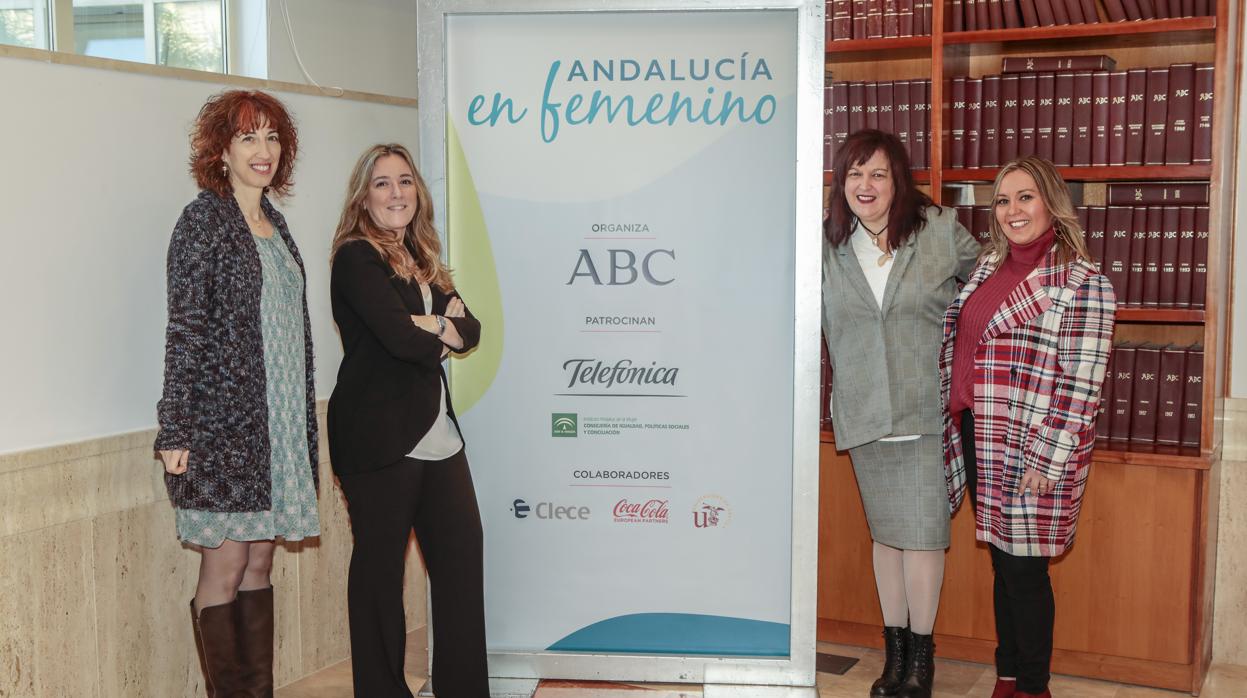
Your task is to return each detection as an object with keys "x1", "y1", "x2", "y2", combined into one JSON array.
[{"x1": 447, "y1": 121, "x2": 503, "y2": 414}]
